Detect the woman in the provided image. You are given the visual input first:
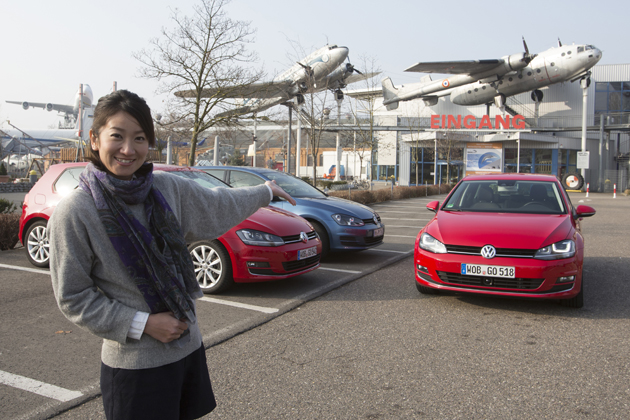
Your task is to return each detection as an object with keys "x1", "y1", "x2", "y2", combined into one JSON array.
[{"x1": 49, "y1": 90, "x2": 295, "y2": 419}]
